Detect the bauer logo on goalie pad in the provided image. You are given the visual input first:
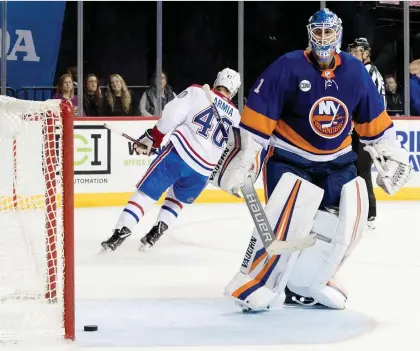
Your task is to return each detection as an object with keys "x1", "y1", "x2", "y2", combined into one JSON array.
[{"x1": 246, "y1": 193, "x2": 273, "y2": 242}]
